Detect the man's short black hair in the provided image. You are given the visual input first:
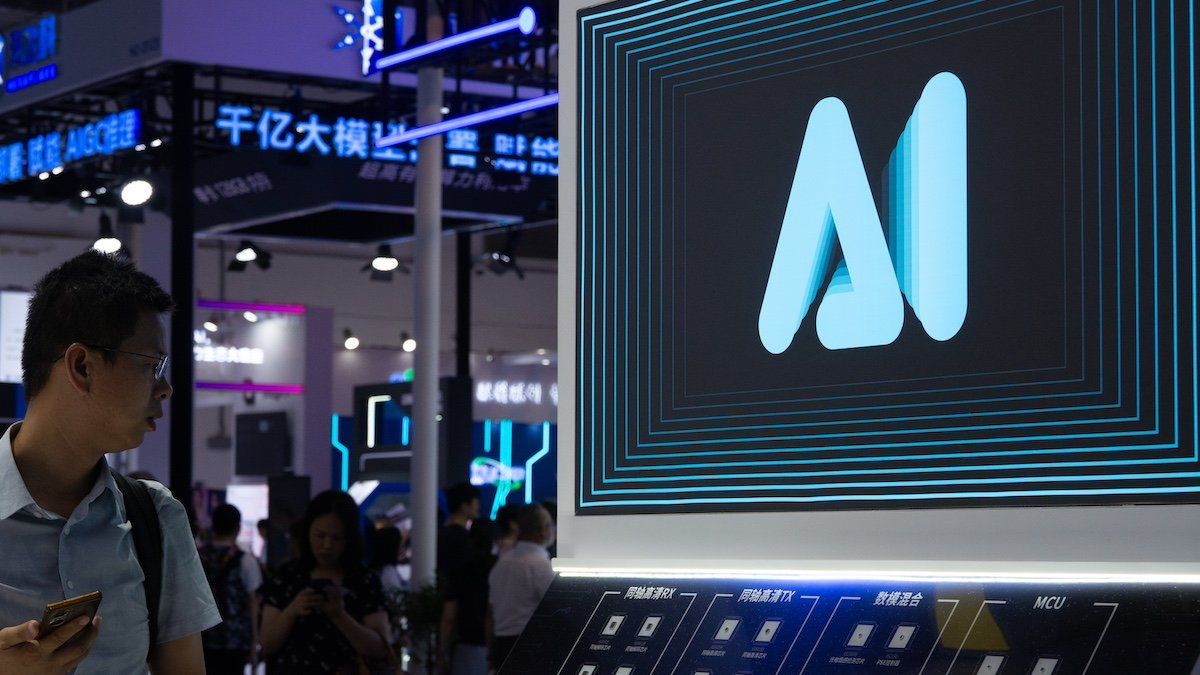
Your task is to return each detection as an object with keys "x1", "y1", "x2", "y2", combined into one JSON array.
[
  {"x1": 445, "y1": 482, "x2": 481, "y2": 514},
  {"x1": 211, "y1": 503, "x2": 242, "y2": 538},
  {"x1": 22, "y1": 251, "x2": 174, "y2": 399}
]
